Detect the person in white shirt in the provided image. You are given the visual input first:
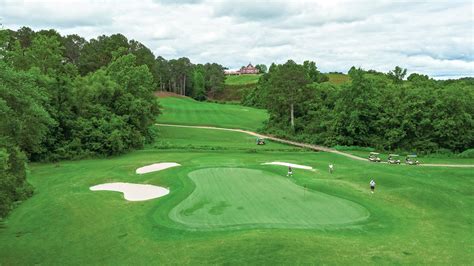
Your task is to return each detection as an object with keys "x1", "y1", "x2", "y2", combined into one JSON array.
[
  {"x1": 370, "y1": 179, "x2": 376, "y2": 193},
  {"x1": 329, "y1": 164, "x2": 334, "y2": 174},
  {"x1": 287, "y1": 166, "x2": 293, "y2": 177}
]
